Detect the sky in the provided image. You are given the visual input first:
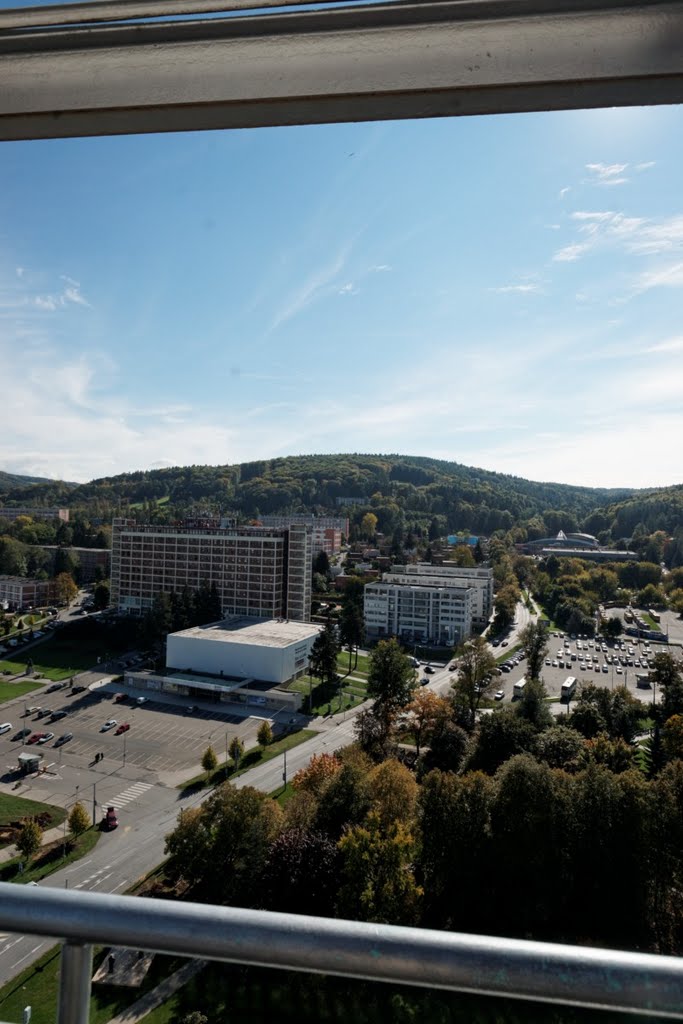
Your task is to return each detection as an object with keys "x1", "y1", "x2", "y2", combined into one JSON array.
[{"x1": 1, "y1": 103, "x2": 682, "y2": 490}]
